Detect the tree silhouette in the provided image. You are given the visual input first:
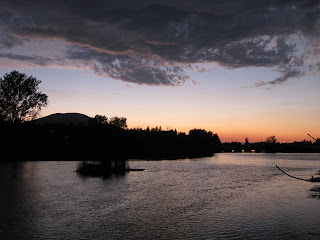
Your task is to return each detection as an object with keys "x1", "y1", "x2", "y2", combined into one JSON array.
[
  {"x1": 244, "y1": 137, "x2": 250, "y2": 151},
  {"x1": 0, "y1": 71, "x2": 48, "y2": 123},
  {"x1": 93, "y1": 114, "x2": 108, "y2": 125},
  {"x1": 265, "y1": 135, "x2": 278, "y2": 152},
  {"x1": 266, "y1": 136, "x2": 277, "y2": 144},
  {"x1": 109, "y1": 116, "x2": 127, "y2": 128}
]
